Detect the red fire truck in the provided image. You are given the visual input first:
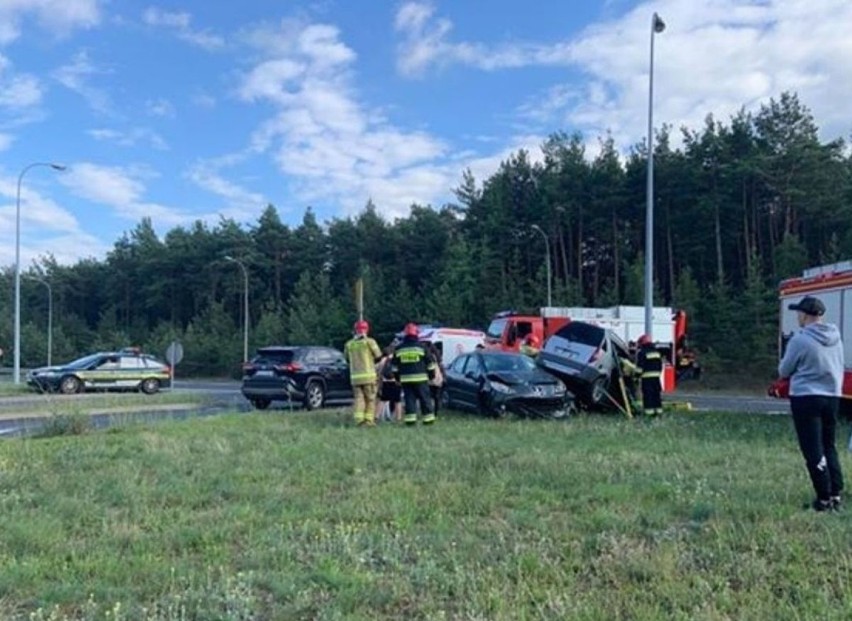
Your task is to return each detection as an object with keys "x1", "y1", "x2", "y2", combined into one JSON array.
[{"x1": 769, "y1": 261, "x2": 852, "y2": 407}]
